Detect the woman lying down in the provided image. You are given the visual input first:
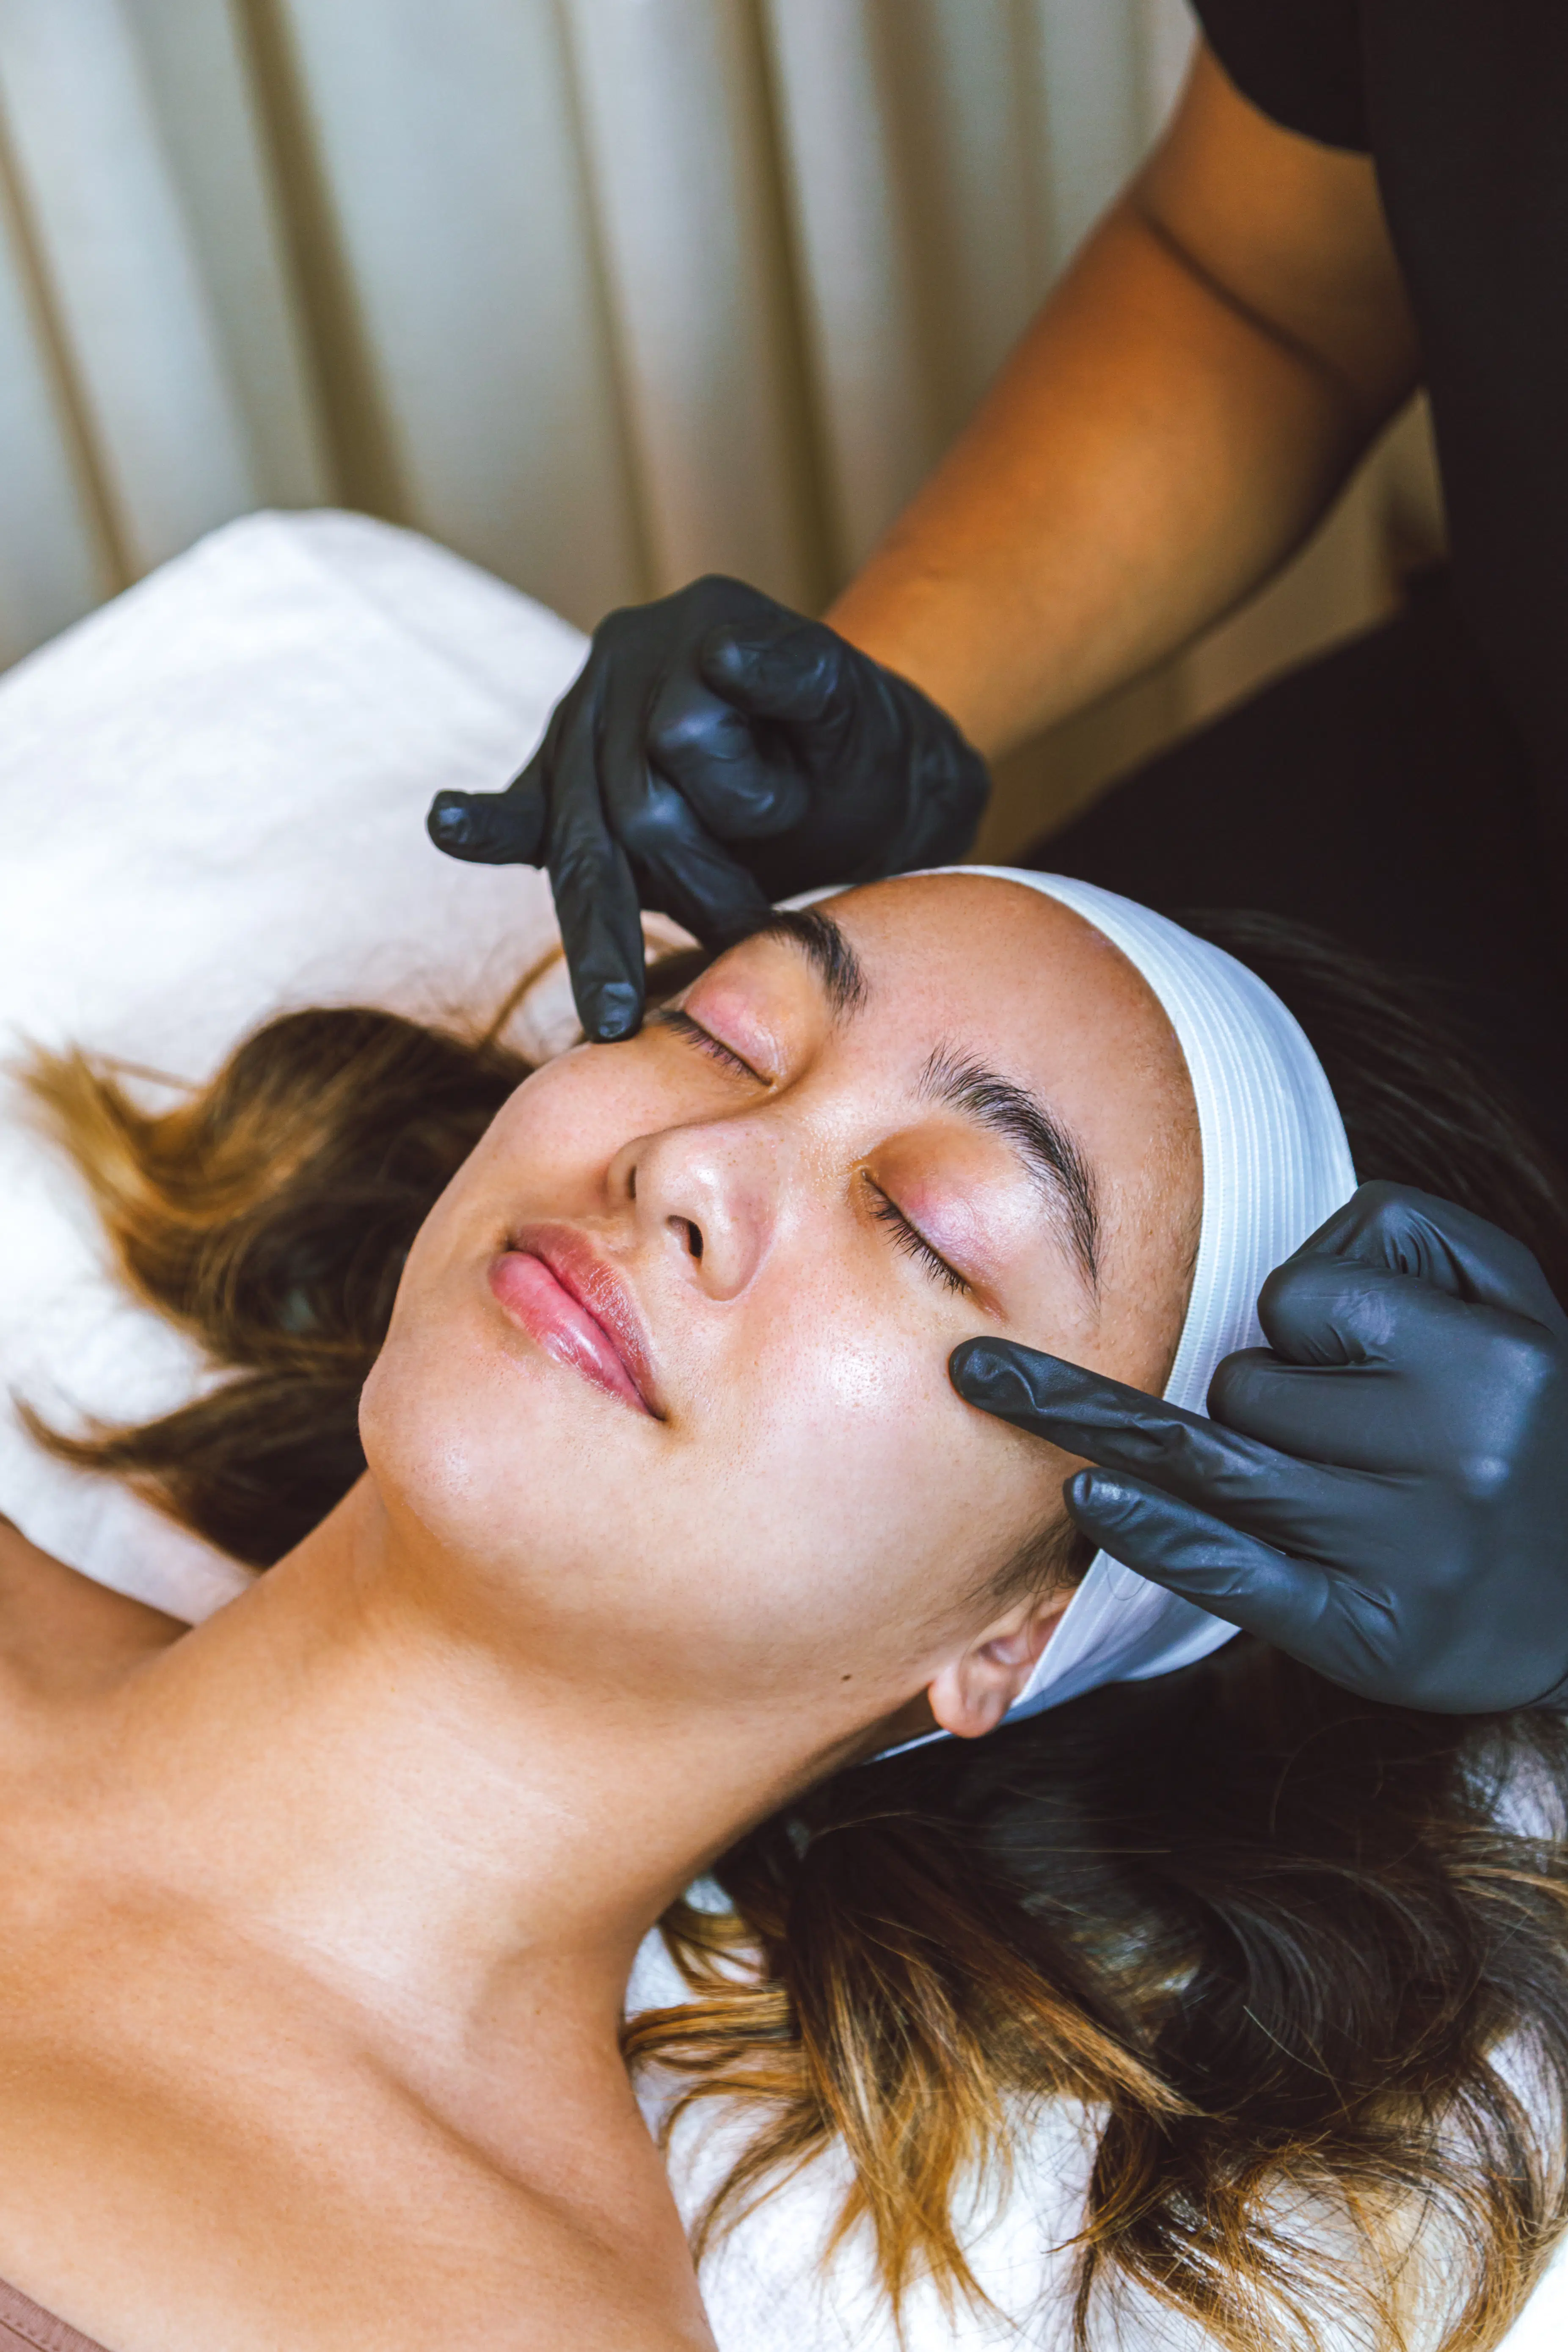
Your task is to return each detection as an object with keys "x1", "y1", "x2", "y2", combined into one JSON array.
[{"x1": 0, "y1": 867, "x2": 1565, "y2": 2352}]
